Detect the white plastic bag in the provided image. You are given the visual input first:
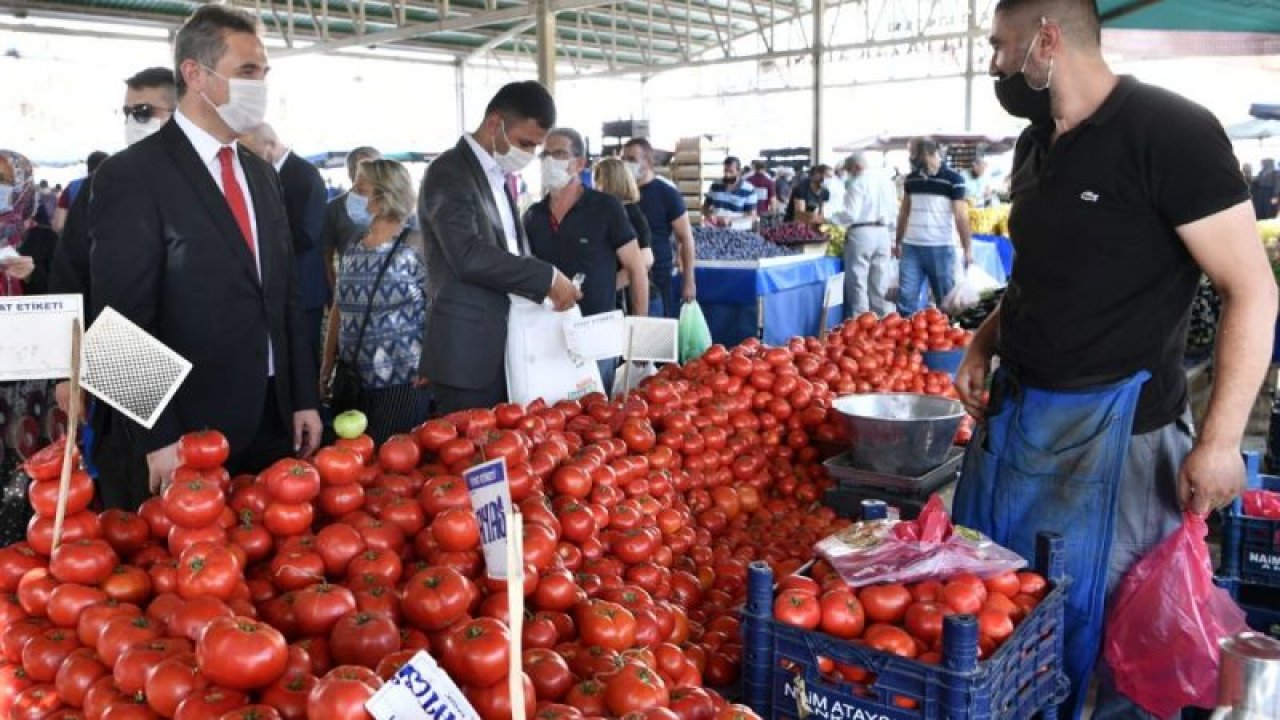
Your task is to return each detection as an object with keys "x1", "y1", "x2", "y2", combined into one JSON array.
[
  {"x1": 942, "y1": 265, "x2": 1001, "y2": 314},
  {"x1": 611, "y1": 361, "x2": 658, "y2": 399},
  {"x1": 505, "y1": 298, "x2": 604, "y2": 406}
]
